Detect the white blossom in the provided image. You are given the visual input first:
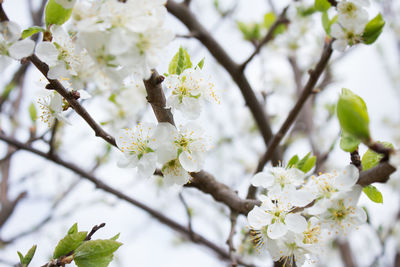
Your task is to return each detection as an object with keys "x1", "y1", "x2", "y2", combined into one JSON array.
[
  {"x1": 337, "y1": 0, "x2": 369, "y2": 29},
  {"x1": 161, "y1": 158, "x2": 191, "y2": 186},
  {"x1": 154, "y1": 122, "x2": 210, "y2": 172},
  {"x1": 0, "y1": 21, "x2": 34, "y2": 71},
  {"x1": 165, "y1": 68, "x2": 218, "y2": 119},
  {"x1": 37, "y1": 91, "x2": 69, "y2": 127},
  {"x1": 331, "y1": 23, "x2": 365, "y2": 51},
  {"x1": 117, "y1": 123, "x2": 158, "y2": 178}
]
